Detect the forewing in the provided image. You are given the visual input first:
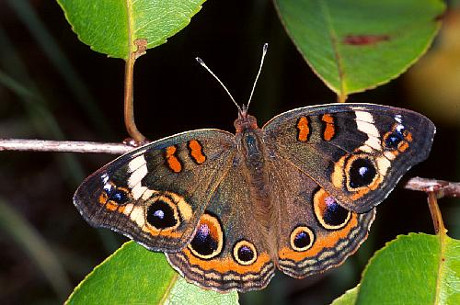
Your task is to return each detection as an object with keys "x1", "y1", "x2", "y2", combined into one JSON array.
[
  {"x1": 73, "y1": 129, "x2": 235, "y2": 252},
  {"x1": 263, "y1": 103, "x2": 435, "y2": 213}
]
